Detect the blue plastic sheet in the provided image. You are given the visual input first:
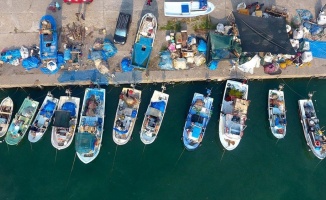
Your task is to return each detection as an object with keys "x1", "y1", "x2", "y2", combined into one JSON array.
[
  {"x1": 308, "y1": 40, "x2": 326, "y2": 59},
  {"x1": 150, "y1": 101, "x2": 166, "y2": 113},
  {"x1": 208, "y1": 60, "x2": 218, "y2": 70},
  {"x1": 40, "y1": 100, "x2": 56, "y2": 118},
  {"x1": 22, "y1": 56, "x2": 41, "y2": 70},
  {"x1": 296, "y1": 9, "x2": 313, "y2": 21},
  {"x1": 57, "y1": 69, "x2": 109, "y2": 85},
  {"x1": 158, "y1": 51, "x2": 174, "y2": 70},
  {"x1": 0, "y1": 49, "x2": 21, "y2": 64},
  {"x1": 303, "y1": 22, "x2": 324, "y2": 36},
  {"x1": 62, "y1": 102, "x2": 76, "y2": 117},
  {"x1": 121, "y1": 57, "x2": 133, "y2": 72},
  {"x1": 64, "y1": 48, "x2": 71, "y2": 61},
  {"x1": 197, "y1": 39, "x2": 207, "y2": 52}
]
